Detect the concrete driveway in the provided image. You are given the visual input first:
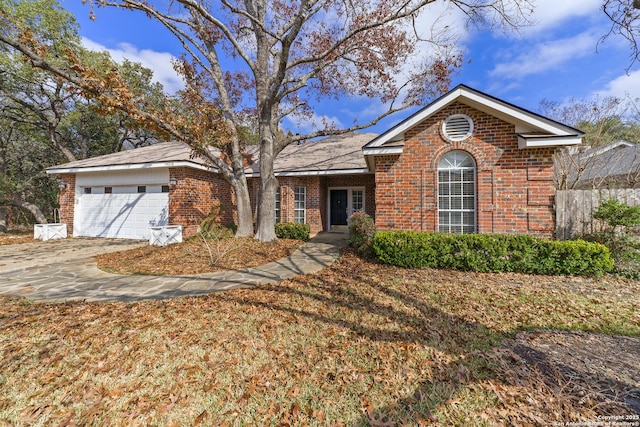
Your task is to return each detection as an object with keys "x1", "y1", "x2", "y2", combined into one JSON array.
[
  {"x1": 0, "y1": 238, "x2": 146, "y2": 272},
  {"x1": 0, "y1": 234, "x2": 345, "y2": 303}
]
